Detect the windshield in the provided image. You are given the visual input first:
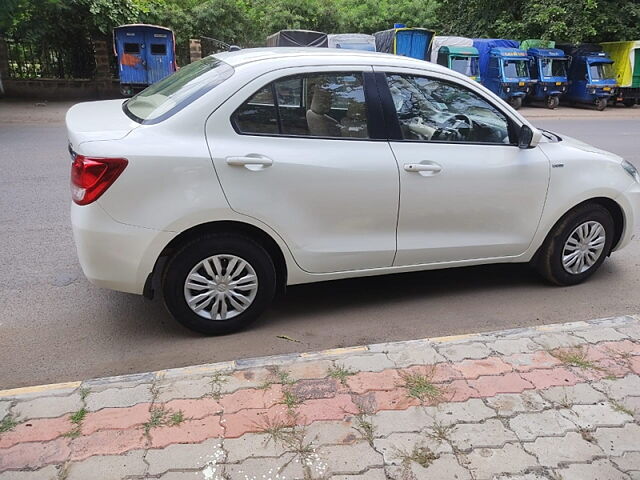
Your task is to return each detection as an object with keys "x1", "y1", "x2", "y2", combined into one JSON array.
[
  {"x1": 124, "y1": 56, "x2": 234, "y2": 123},
  {"x1": 450, "y1": 57, "x2": 480, "y2": 77},
  {"x1": 540, "y1": 58, "x2": 567, "y2": 78},
  {"x1": 589, "y1": 62, "x2": 615, "y2": 81},
  {"x1": 503, "y1": 60, "x2": 529, "y2": 79}
]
